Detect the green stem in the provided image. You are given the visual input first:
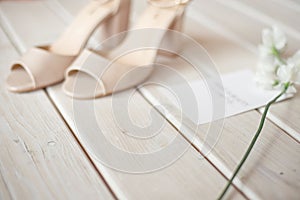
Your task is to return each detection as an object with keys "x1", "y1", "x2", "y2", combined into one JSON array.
[
  {"x1": 217, "y1": 82, "x2": 290, "y2": 200},
  {"x1": 272, "y1": 46, "x2": 286, "y2": 65}
]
